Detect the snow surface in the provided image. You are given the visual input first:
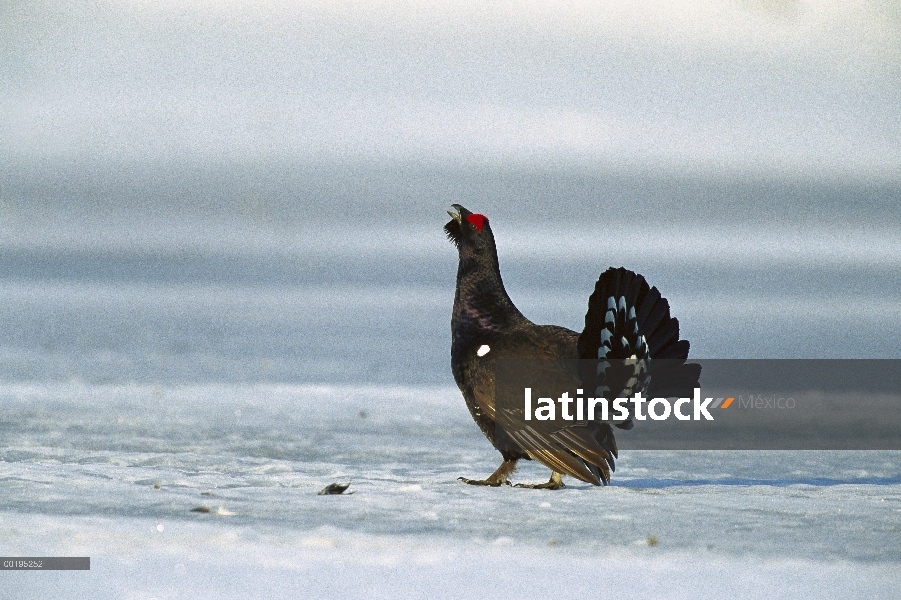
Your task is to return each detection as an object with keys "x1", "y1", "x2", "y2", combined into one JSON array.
[{"x1": 2, "y1": 383, "x2": 899, "y2": 598}]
